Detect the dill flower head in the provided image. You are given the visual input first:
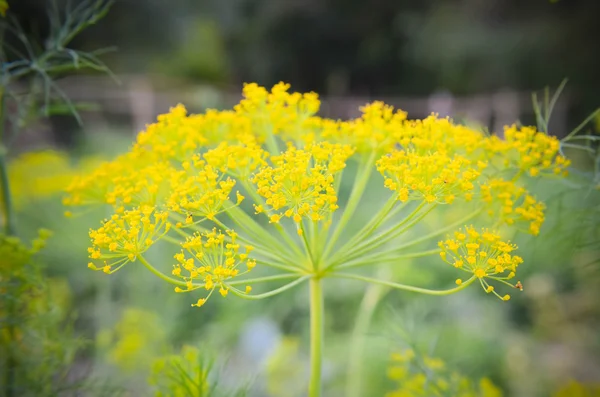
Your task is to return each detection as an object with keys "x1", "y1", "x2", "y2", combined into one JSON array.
[
  {"x1": 252, "y1": 142, "x2": 354, "y2": 224},
  {"x1": 319, "y1": 102, "x2": 407, "y2": 154},
  {"x1": 439, "y1": 226, "x2": 523, "y2": 301},
  {"x1": 64, "y1": 81, "x2": 572, "y2": 309},
  {"x1": 480, "y1": 179, "x2": 546, "y2": 235},
  {"x1": 172, "y1": 228, "x2": 255, "y2": 306},
  {"x1": 488, "y1": 124, "x2": 570, "y2": 177},
  {"x1": 203, "y1": 142, "x2": 268, "y2": 179},
  {"x1": 393, "y1": 114, "x2": 485, "y2": 157},
  {"x1": 235, "y1": 82, "x2": 321, "y2": 142},
  {"x1": 377, "y1": 151, "x2": 482, "y2": 204},
  {"x1": 0, "y1": 0, "x2": 8, "y2": 17},
  {"x1": 167, "y1": 159, "x2": 238, "y2": 220},
  {"x1": 88, "y1": 206, "x2": 170, "y2": 273}
]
